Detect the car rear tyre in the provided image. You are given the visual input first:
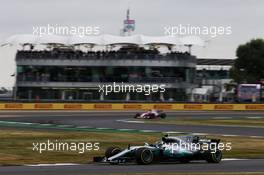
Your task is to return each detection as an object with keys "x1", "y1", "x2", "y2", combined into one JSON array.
[
  {"x1": 206, "y1": 150, "x2": 222, "y2": 163},
  {"x1": 134, "y1": 113, "x2": 141, "y2": 118},
  {"x1": 136, "y1": 148, "x2": 154, "y2": 165},
  {"x1": 105, "y1": 147, "x2": 121, "y2": 158},
  {"x1": 149, "y1": 113, "x2": 156, "y2": 119}
]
